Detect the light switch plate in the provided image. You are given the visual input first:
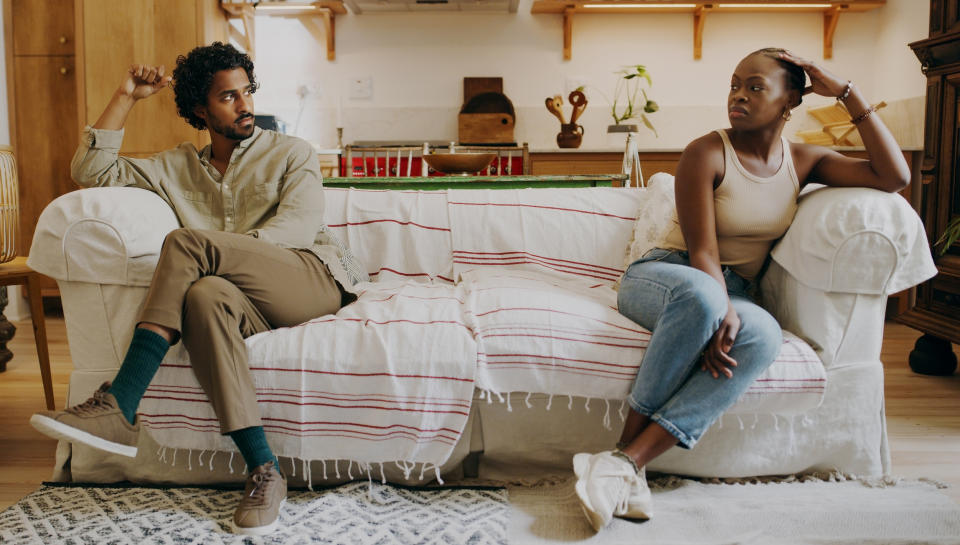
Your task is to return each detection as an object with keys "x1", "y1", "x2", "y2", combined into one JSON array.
[{"x1": 349, "y1": 76, "x2": 373, "y2": 99}]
